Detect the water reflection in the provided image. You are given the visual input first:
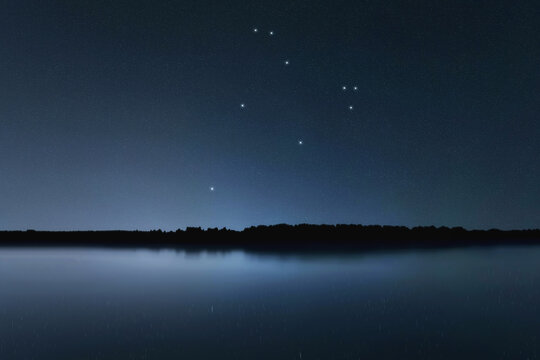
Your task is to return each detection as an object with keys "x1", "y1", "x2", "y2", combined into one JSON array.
[{"x1": 1, "y1": 246, "x2": 539, "y2": 359}]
